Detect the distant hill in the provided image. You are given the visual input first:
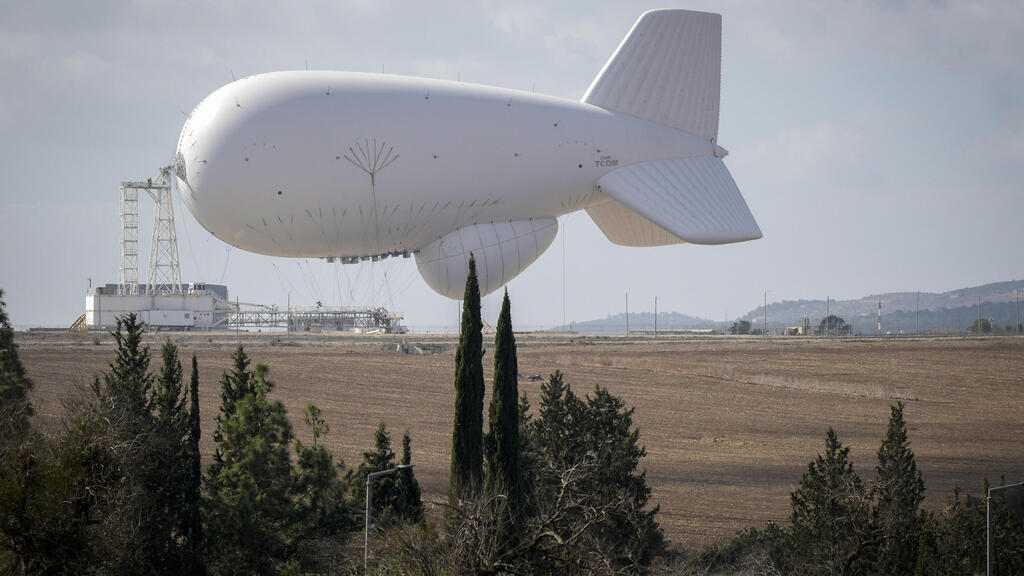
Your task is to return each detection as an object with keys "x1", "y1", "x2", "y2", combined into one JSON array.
[
  {"x1": 550, "y1": 311, "x2": 718, "y2": 335},
  {"x1": 550, "y1": 280, "x2": 1024, "y2": 335},
  {"x1": 743, "y1": 280, "x2": 1024, "y2": 334}
]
